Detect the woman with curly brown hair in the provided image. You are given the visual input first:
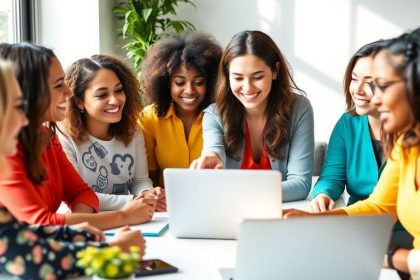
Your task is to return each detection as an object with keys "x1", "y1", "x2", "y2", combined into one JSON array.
[
  {"x1": 59, "y1": 55, "x2": 162, "y2": 211},
  {"x1": 0, "y1": 43, "x2": 155, "y2": 230},
  {"x1": 139, "y1": 32, "x2": 222, "y2": 189},
  {"x1": 0, "y1": 59, "x2": 146, "y2": 279},
  {"x1": 190, "y1": 30, "x2": 314, "y2": 202}
]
